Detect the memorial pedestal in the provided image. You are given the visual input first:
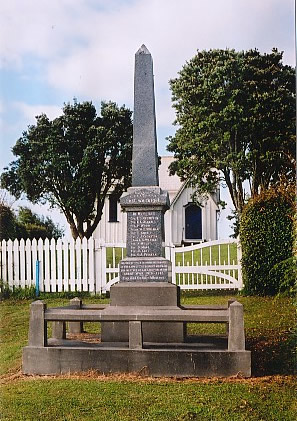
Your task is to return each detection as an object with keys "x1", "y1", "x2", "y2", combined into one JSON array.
[
  {"x1": 101, "y1": 282, "x2": 185, "y2": 343},
  {"x1": 100, "y1": 184, "x2": 187, "y2": 343}
]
